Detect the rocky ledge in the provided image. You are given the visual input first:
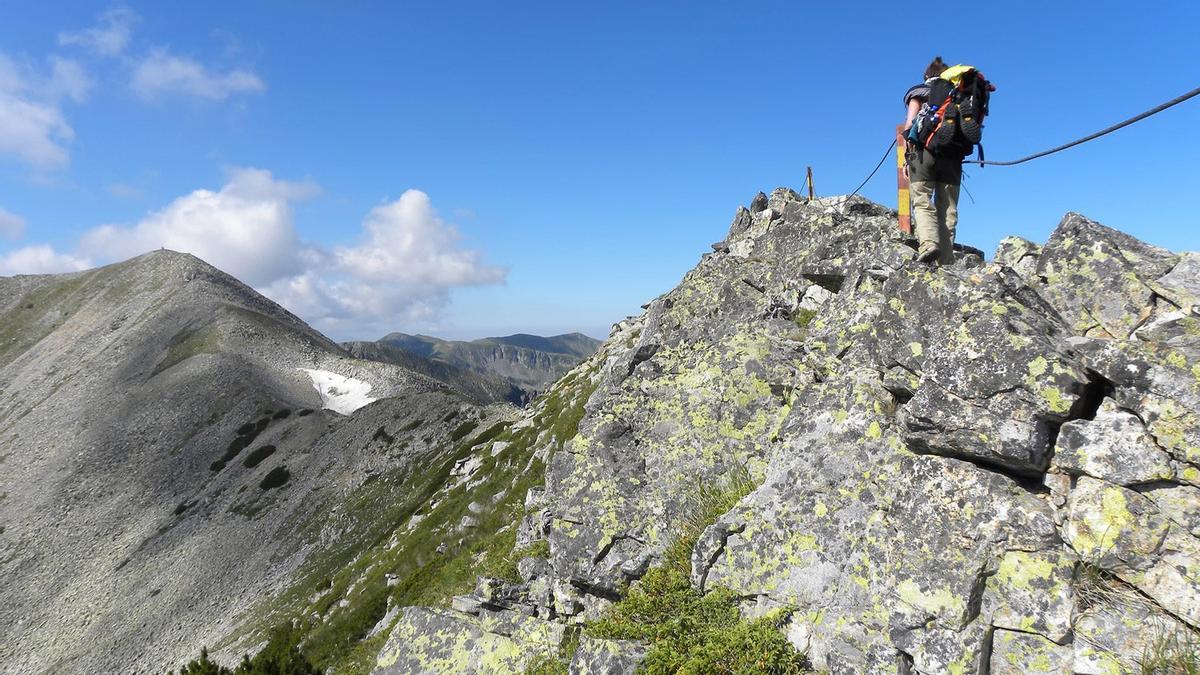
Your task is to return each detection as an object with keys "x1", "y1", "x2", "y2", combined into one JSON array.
[{"x1": 373, "y1": 189, "x2": 1200, "y2": 674}]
